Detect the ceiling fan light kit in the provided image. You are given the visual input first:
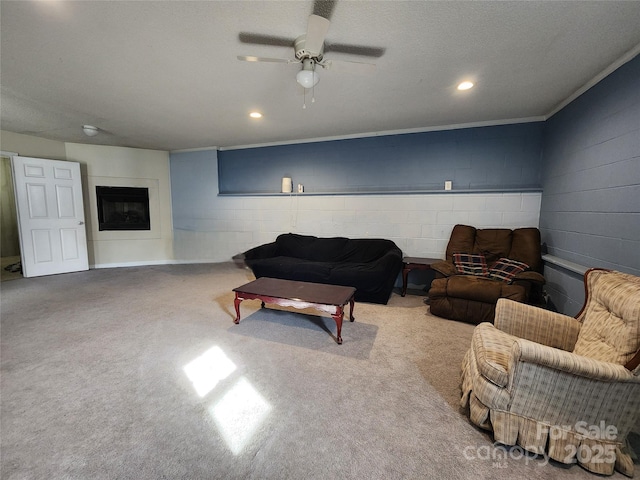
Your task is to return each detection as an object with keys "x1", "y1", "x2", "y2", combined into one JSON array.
[
  {"x1": 296, "y1": 58, "x2": 320, "y2": 89},
  {"x1": 296, "y1": 69, "x2": 319, "y2": 88}
]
